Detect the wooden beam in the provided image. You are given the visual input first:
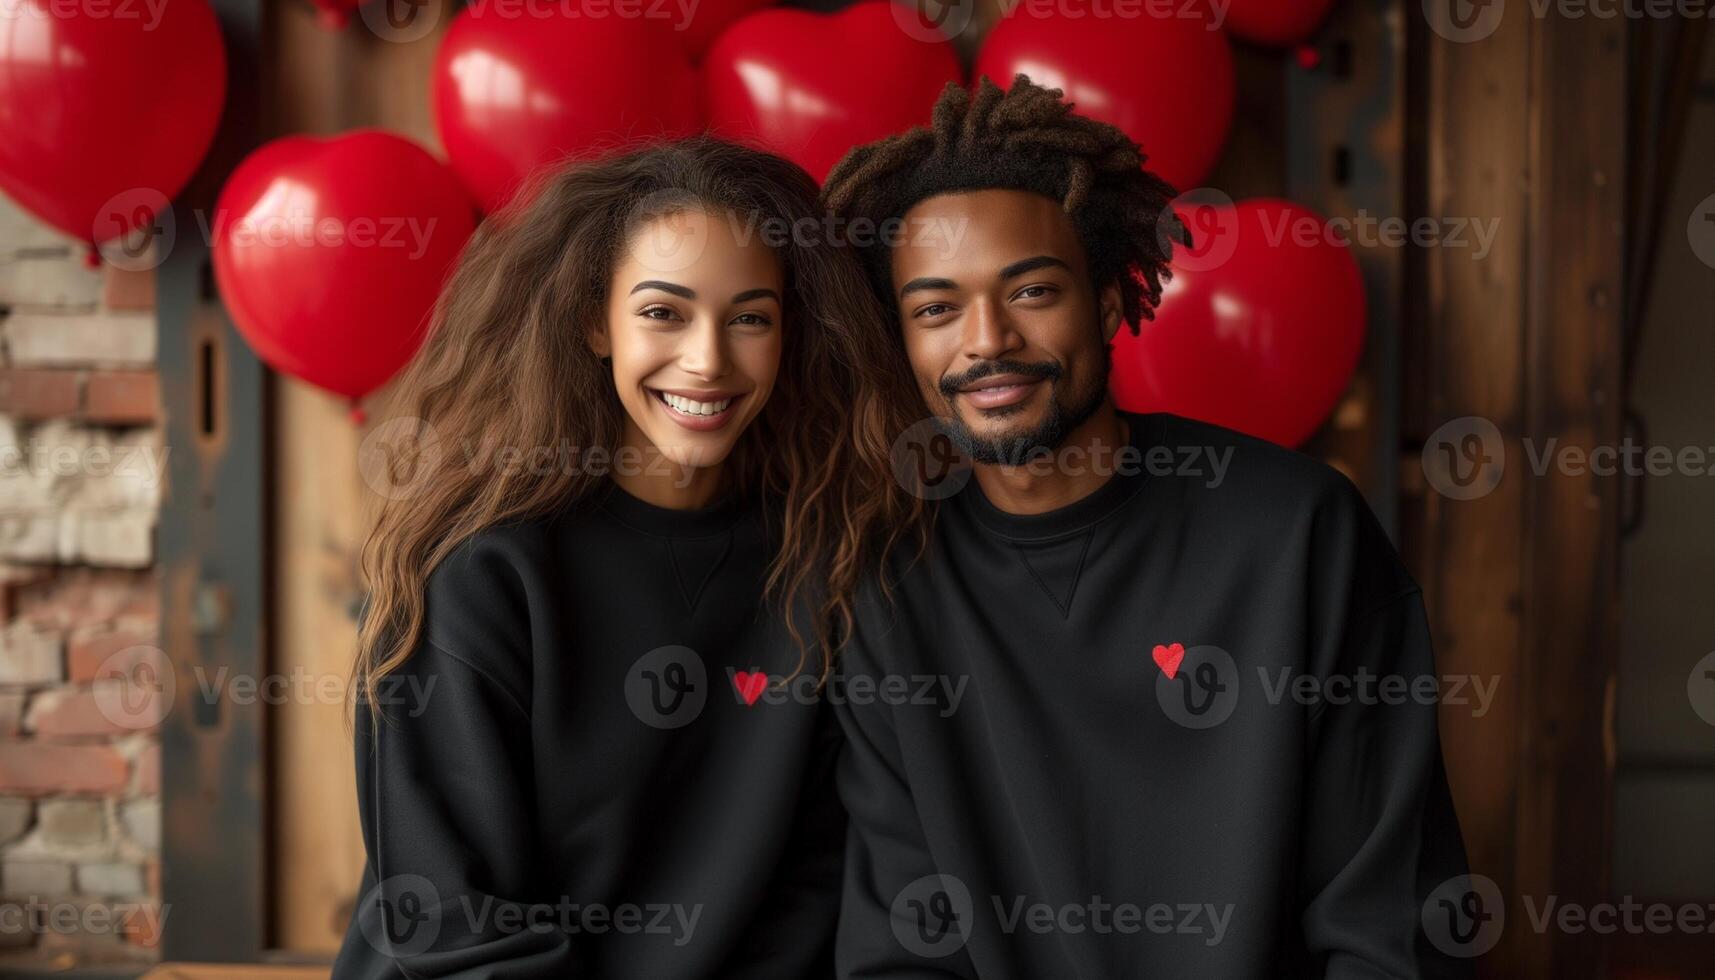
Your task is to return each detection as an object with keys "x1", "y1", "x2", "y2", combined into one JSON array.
[
  {"x1": 1514, "y1": 6, "x2": 1626, "y2": 977},
  {"x1": 158, "y1": 0, "x2": 268, "y2": 963},
  {"x1": 1406, "y1": 5, "x2": 1626, "y2": 978}
]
